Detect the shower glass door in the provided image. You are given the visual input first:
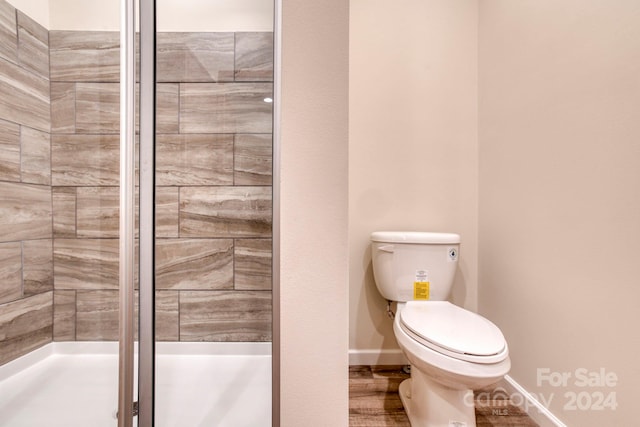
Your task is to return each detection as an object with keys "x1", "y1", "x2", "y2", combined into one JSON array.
[
  {"x1": 136, "y1": 0, "x2": 275, "y2": 425},
  {"x1": 0, "y1": 0, "x2": 275, "y2": 424},
  {"x1": 0, "y1": 0, "x2": 137, "y2": 425}
]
